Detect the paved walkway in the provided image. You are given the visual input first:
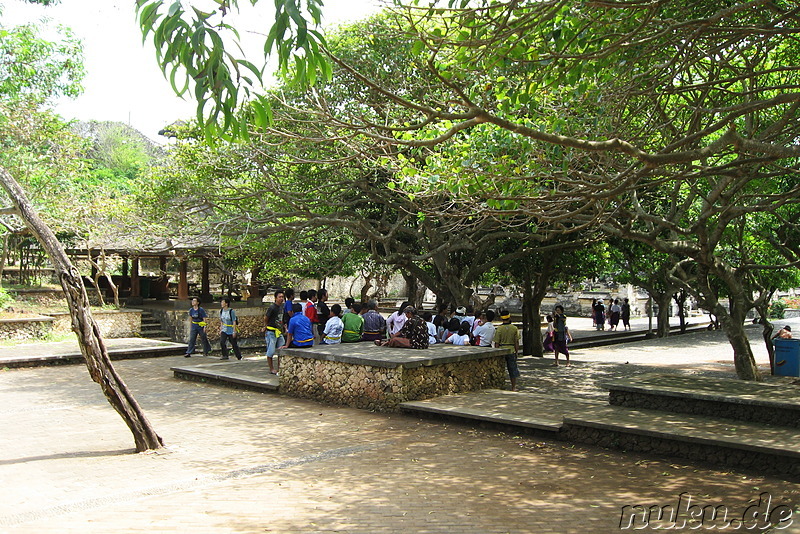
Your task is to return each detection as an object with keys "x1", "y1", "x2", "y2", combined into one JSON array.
[{"x1": 2, "y1": 319, "x2": 800, "y2": 532}]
